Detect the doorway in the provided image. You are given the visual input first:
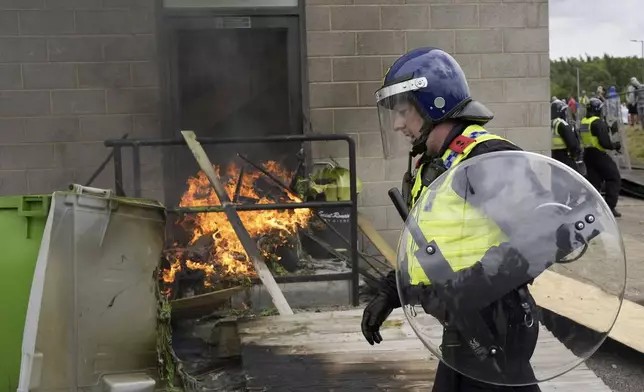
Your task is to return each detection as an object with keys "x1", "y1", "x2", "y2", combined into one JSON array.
[{"x1": 161, "y1": 13, "x2": 304, "y2": 207}]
